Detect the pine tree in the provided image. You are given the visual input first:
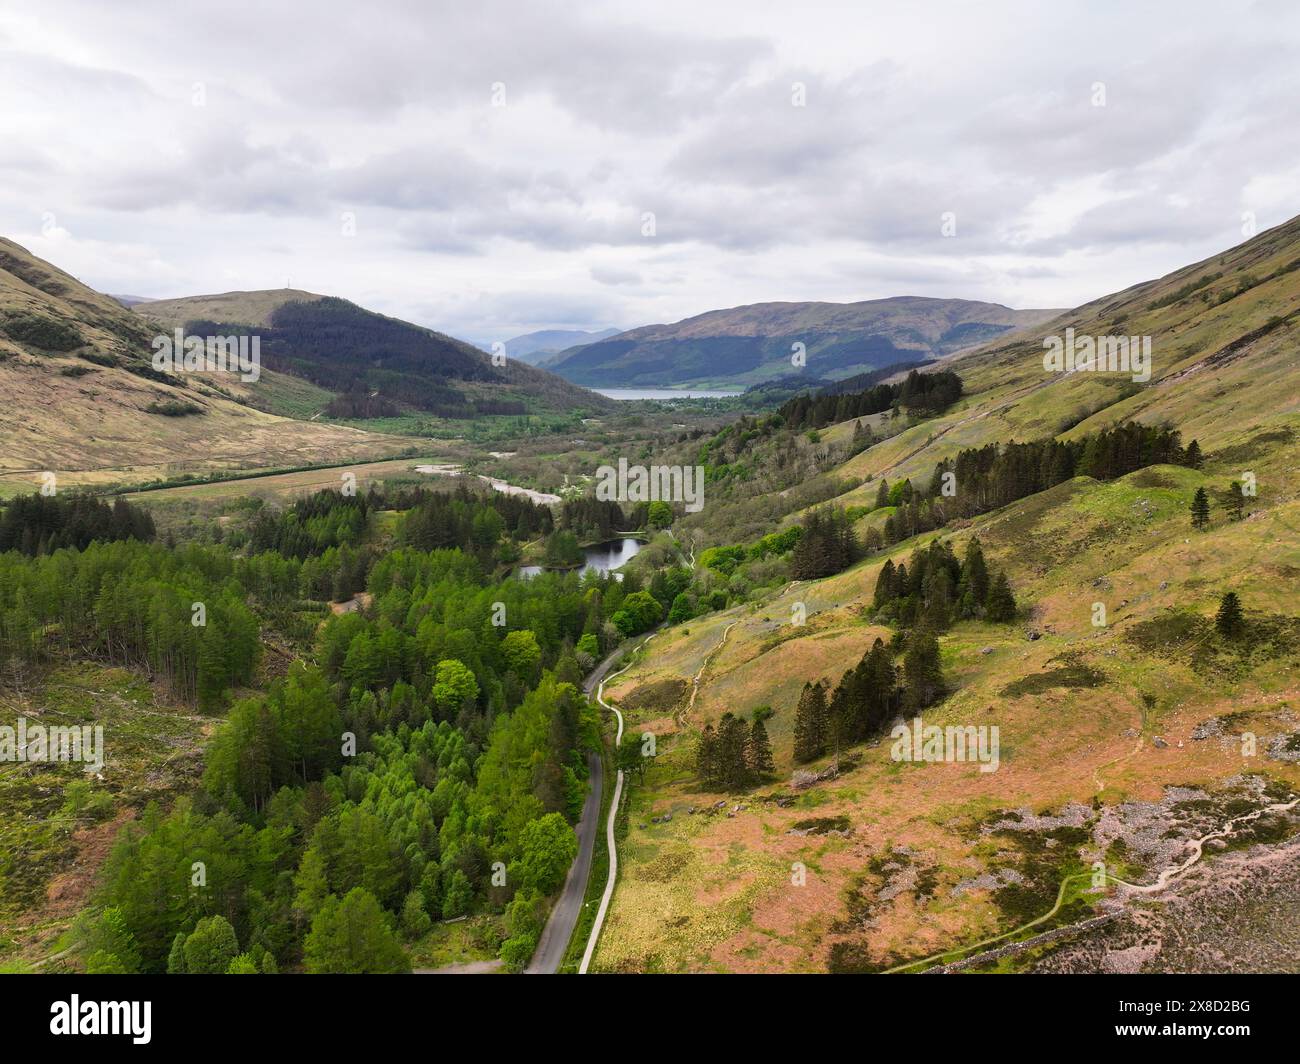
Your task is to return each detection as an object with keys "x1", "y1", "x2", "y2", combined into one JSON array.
[
  {"x1": 1225, "y1": 481, "x2": 1245, "y2": 521},
  {"x1": 957, "y1": 537, "x2": 989, "y2": 618},
  {"x1": 746, "y1": 717, "x2": 775, "y2": 778},
  {"x1": 873, "y1": 559, "x2": 896, "y2": 610},
  {"x1": 793, "y1": 681, "x2": 828, "y2": 763},
  {"x1": 984, "y1": 570, "x2": 1017, "y2": 622},
  {"x1": 874, "y1": 478, "x2": 889, "y2": 509},
  {"x1": 303, "y1": 888, "x2": 409, "y2": 974},
  {"x1": 1191, "y1": 487, "x2": 1210, "y2": 530},
  {"x1": 696, "y1": 722, "x2": 719, "y2": 786},
  {"x1": 864, "y1": 638, "x2": 897, "y2": 734},
  {"x1": 717, "y1": 713, "x2": 750, "y2": 789},
  {"x1": 1215, "y1": 591, "x2": 1244, "y2": 638},
  {"x1": 1183, "y1": 439, "x2": 1203, "y2": 469},
  {"x1": 902, "y1": 626, "x2": 944, "y2": 710}
]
